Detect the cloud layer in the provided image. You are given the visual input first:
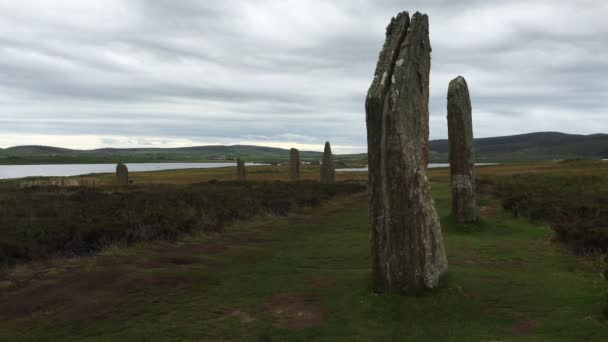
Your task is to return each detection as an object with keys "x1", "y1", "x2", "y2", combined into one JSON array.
[{"x1": 0, "y1": 0, "x2": 606, "y2": 152}]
